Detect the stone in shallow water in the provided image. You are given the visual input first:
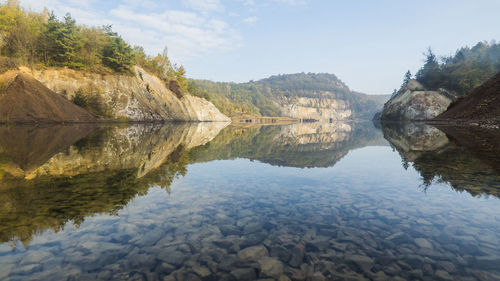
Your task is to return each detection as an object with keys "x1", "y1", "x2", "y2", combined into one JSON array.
[
  {"x1": 437, "y1": 261, "x2": 456, "y2": 273},
  {"x1": 20, "y1": 250, "x2": 53, "y2": 265},
  {"x1": 270, "y1": 245, "x2": 291, "y2": 263},
  {"x1": 218, "y1": 254, "x2": 243, "y2": 272},
  {"x1": 435, "y1": 270, "x2": 453, "y2": 280},
  {"x1": 219, "y1": 225, "x2": 241, "y2": 236},
  {"x1": 237, "y1": 245, "x2": 269, "y2": 261},
  {"x1": 288, "y1": 245, "x2": 305, "y2": 268},
  {"x1": 473, "y1": 255, "x2": 500, "y2": 270},
  {"x1": 230, "y1": 268, "x2": 257, "y2": 280},
  {"x1": 414, "y1": 238, "x2": 433, "y2": 249},
  {"x1": 258, "y1": 257, "x2": 284, "y2": 278},
  {"x1": 347, "y1": 254, "x2": 374, "y2": 272},
  {"x1": 308, "y1": 272, "x2": 326, "y2": 281},
  {"x1": 11, "y1": 263, "x2": 43, "y2": 276},
  {"x1": 191, "y1": 264, "x2": 211, "y2": 278},
  {"x1": 157, "y1": 249, "x2": 189, "y2": 266}
]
